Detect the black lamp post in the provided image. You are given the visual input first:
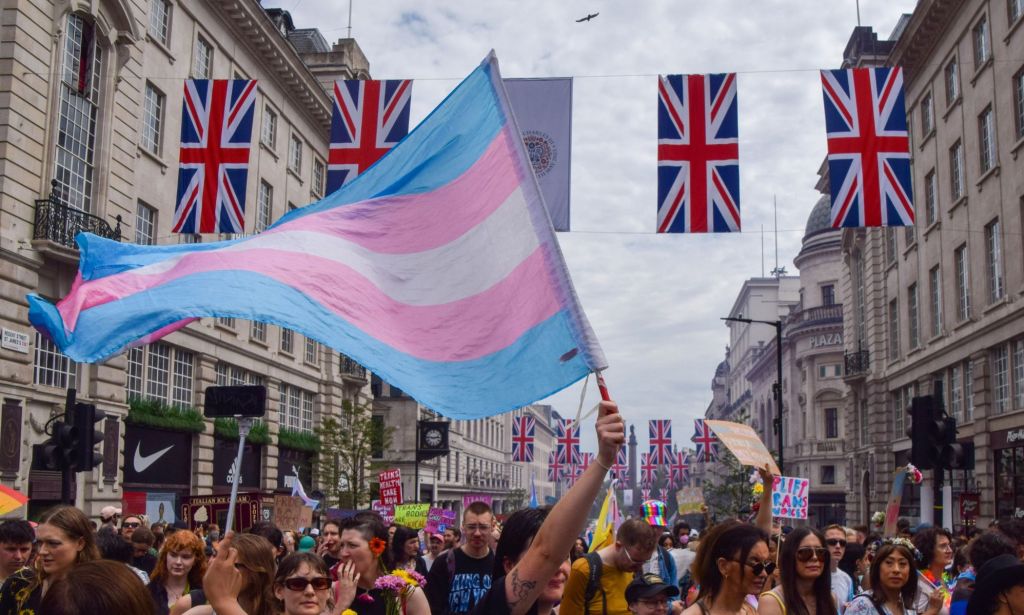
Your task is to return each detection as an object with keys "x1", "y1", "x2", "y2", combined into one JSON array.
[{"x1": 721, "y1": 316, "x2": 785, "y2": 474}]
